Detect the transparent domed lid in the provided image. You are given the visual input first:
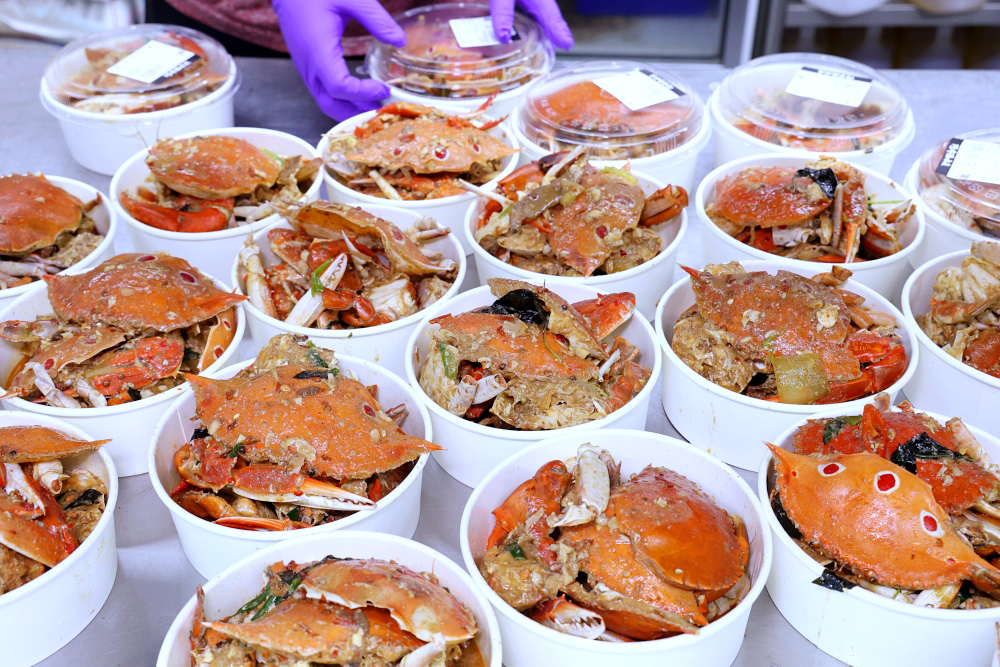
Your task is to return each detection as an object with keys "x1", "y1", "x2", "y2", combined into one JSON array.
[
  {"x1": 517, "y1": 61, "x2": 703, "y2": 160},
  {"x1": 43, "y1": 24, "x2": 234, "y2": 115},
  {"x1": 916, "y1": 128, "x2": 1000, "y2": 238},
  {"x1": 717, "y1": 53, "x2": 909, "y2": 152},
  {"x1": 368, "y1": 2, "x2": 552, "y2": 100}
]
